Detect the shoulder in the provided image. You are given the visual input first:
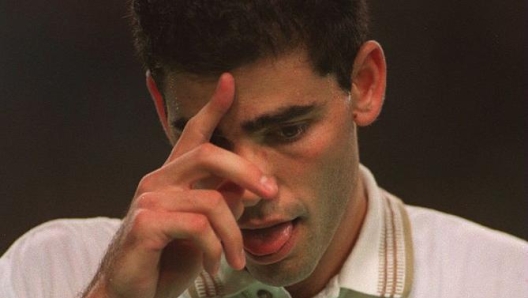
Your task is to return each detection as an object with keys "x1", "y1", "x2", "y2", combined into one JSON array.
[
  {"x1": 10, "y1": 217, "x2": 121, "y2": 243},
  {"x1": 0, "y1": 217, "x2": 121, "y2": 298},
  {"x1": 405, "y1": 206, "x2": 528, "y2": 297},
  {"x1": 2, "y1": 217, "x2": 122, "y2": 263},
  {"x1": 406, "y1": 205, "x2": 526, "y2": 254}
]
